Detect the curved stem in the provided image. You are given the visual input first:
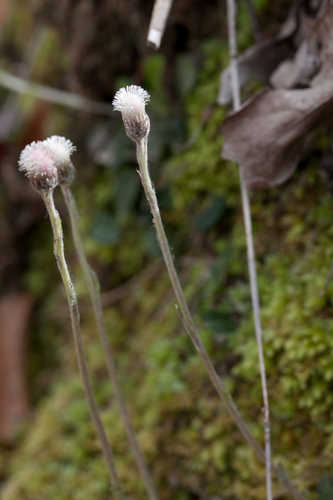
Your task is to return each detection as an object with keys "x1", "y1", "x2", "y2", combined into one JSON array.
[
  {"x1": 61, "y1": 185, "x2": 159, "y2": 500},
  {"x1": 226, "y1": 0, "x2": 272, "y2": 498},
  {"x1": 136, "y1": 138, "x2": 304, "y2": 500},
  {"x1": 42, "y1": 189, "x2": 124, "y2": 500}
]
